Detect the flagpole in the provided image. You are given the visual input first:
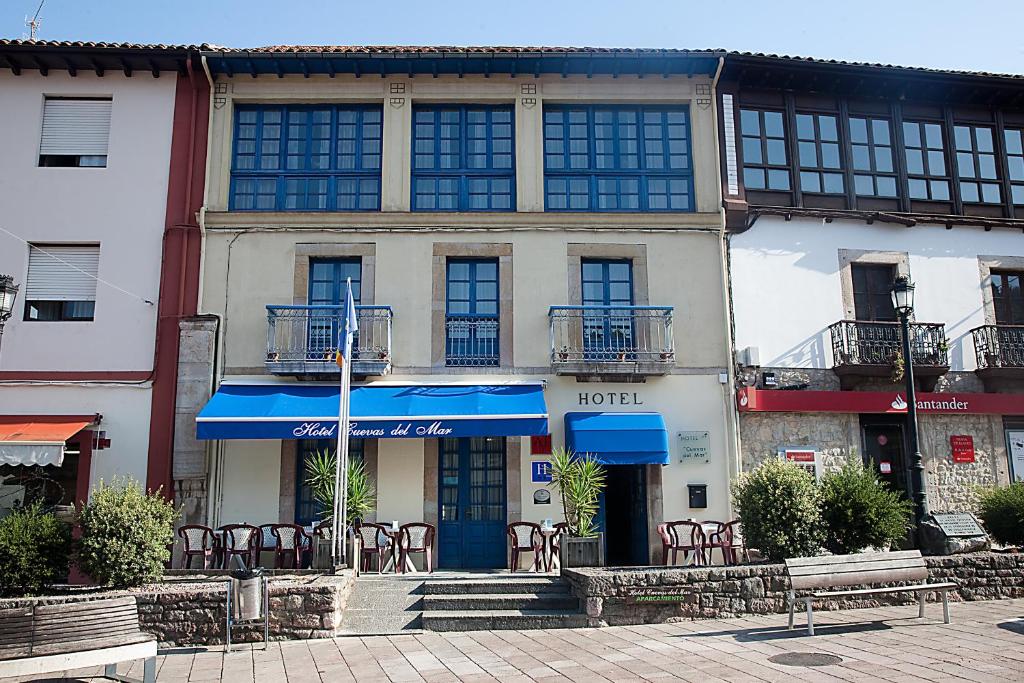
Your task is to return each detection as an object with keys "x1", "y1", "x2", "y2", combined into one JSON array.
[{"x1": 331, "y1": 278, "x2": 357, "y2": 569}]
